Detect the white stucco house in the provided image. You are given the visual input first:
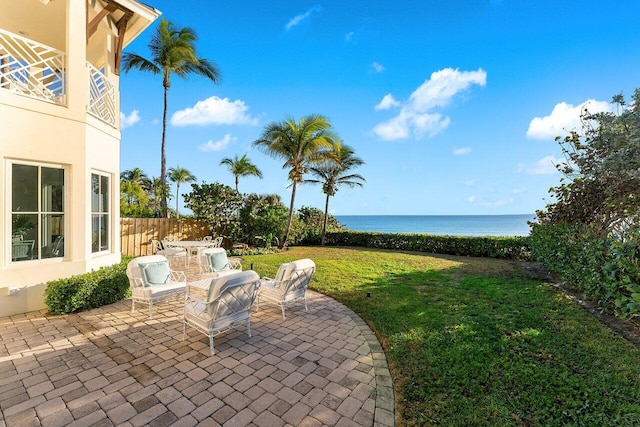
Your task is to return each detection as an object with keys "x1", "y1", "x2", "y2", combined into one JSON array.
[{"x1": 0, "y1": 0, "x2": 160, "y2": 317}]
